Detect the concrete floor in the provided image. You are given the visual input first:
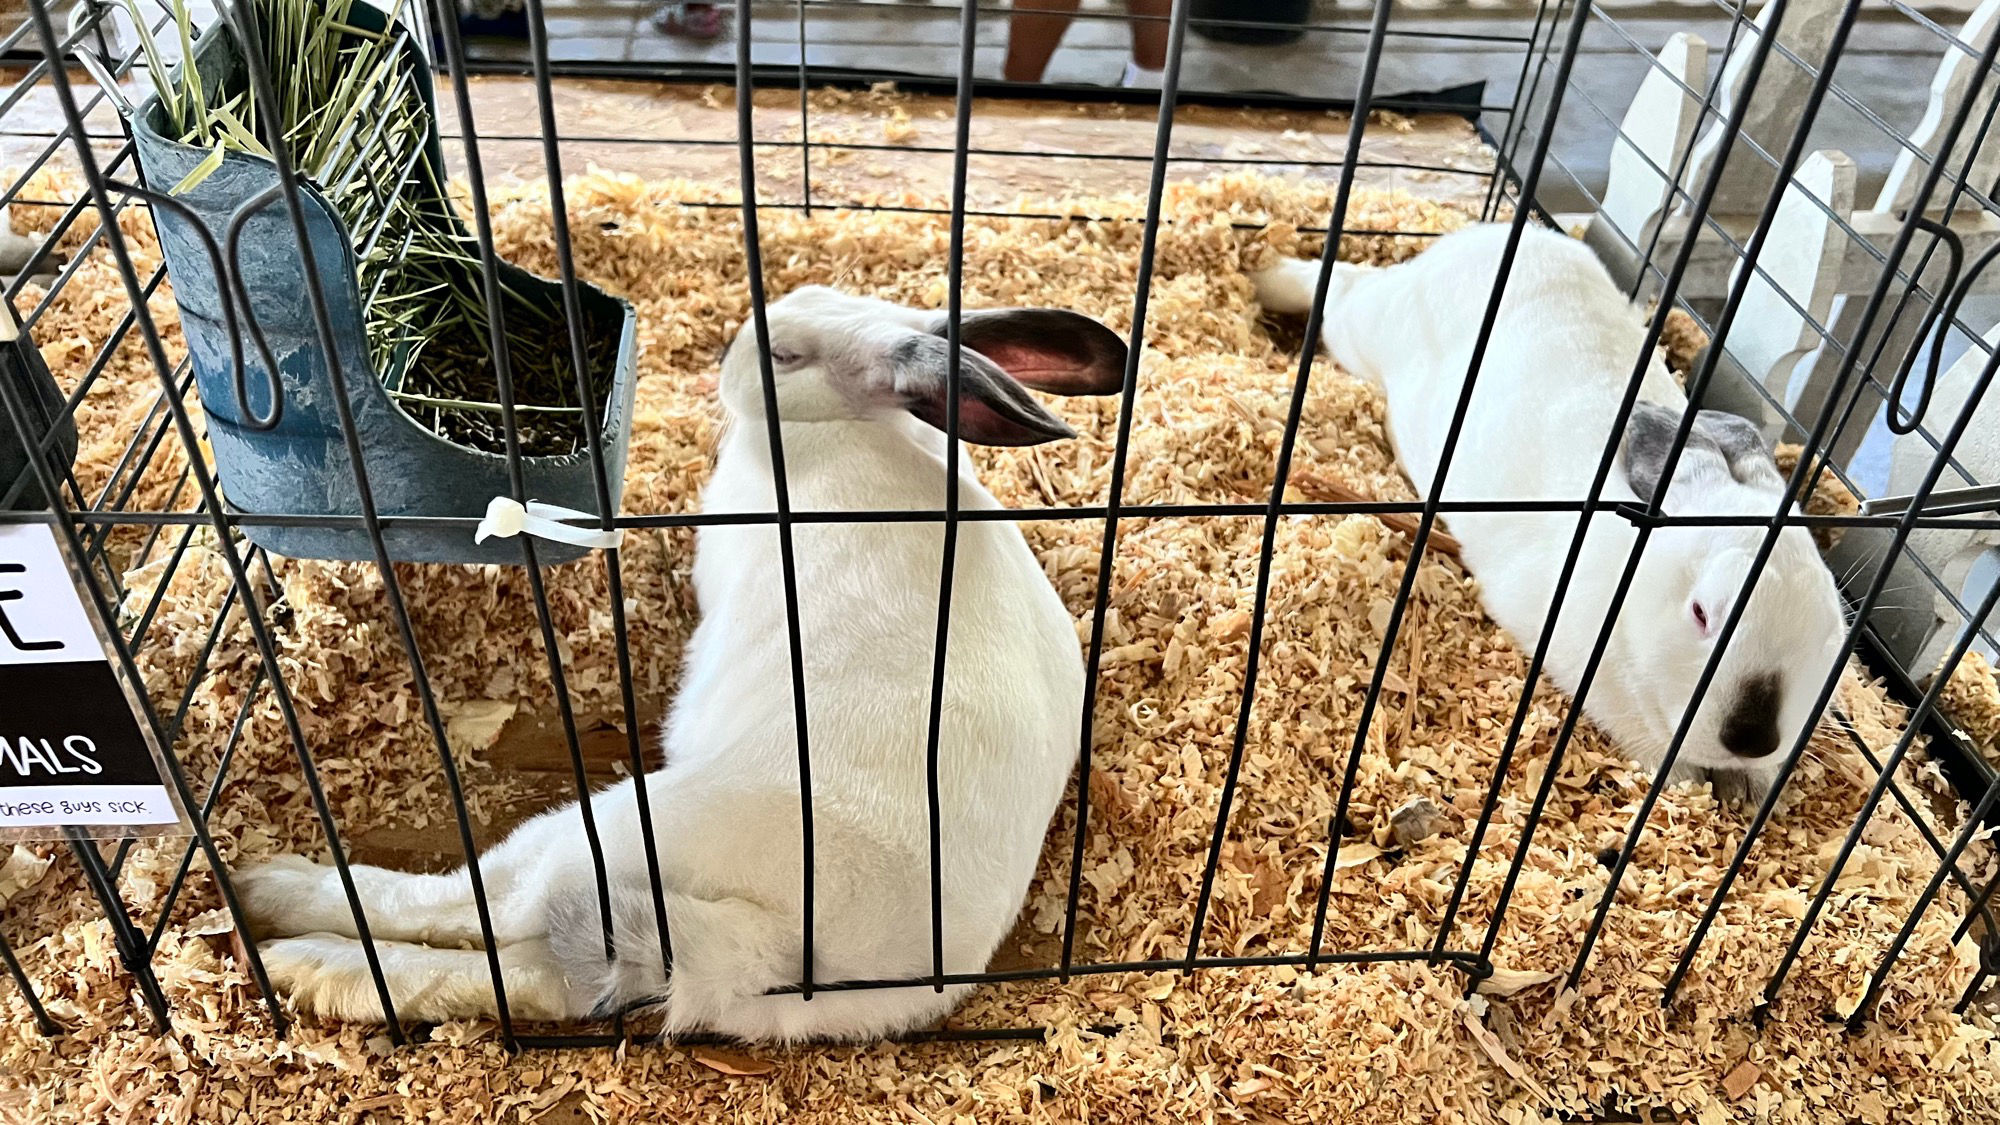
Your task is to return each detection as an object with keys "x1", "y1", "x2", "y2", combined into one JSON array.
[
  {"x1": 11, "y1": 0, "x2": 1969, "y2": 210},
  {"x1": 446, "y1": 0, "x2": 1964, "y2": 211}
]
